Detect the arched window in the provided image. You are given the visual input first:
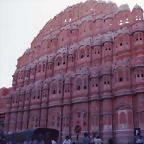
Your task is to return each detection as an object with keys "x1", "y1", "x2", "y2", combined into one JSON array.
[
  {"x1": 65, "y1": 85, "x2": 70, "y2": 93},
  {"x1": 119, "y1": 77, "x2": 123, "y2": 82},
  {"x1": 83, "y1": 77, "x2": 87, "y2": 89},
  {"x1": 59, "y1": 82, "x2": 62, "y2": 94},
  {"x1": 117, "y1": 68, "x2": 123, "y2": 82},
  {"x1": 51, "y1": 83, "x2": 57, "y2": 94},
  {"x1": 87, "y1": 48, "x2": 90, "y2": 57},
  {"x1": 118, "y1": 36, "x2": 123, "y2": 47},
  {"x1": 52, "y1": 115, "x2": 55, "y2": 120},
  {"x1": 63, "y1": 55, "x2": 66, "y2": 65},
  {"x1": 83, "y1": 113, "x2": 86, "y2": 118},
  {"x1": 72, "y1": 56, "x2": 74, "y2": 62},
  {"x1": 79, "y1": 48, "x2": 85, "y2": 59},
  {"x1": 56, "y1": 56, "x2": 62, "y2": 66},
  {"x1": 43, "y1": 64, "x2": 45, "y2": 71},
  {"x1": 53, "y1": 90, "x2": 56, "y2": 94},
  {"x1": 76, "y1": 78, "x2": 82, "y2": 90},
  {"x1": 125, "y1": 68, "x2": 129, "y2": 81},
  {"x1": 119, "y1": 112, "x2": 126, "y2": 124},
  {"x1": 38, "y1": 65, "x2": 41, "y2": 72},
  {"x1": 38, "y1": 90, "x2": 40, "y2": 97},
  {"x1": 78, "y1": 112, "x2": 81, "y2": 118},
  {"x1": 91, "y1": 78, "x2": 95, "y2": 87}
]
